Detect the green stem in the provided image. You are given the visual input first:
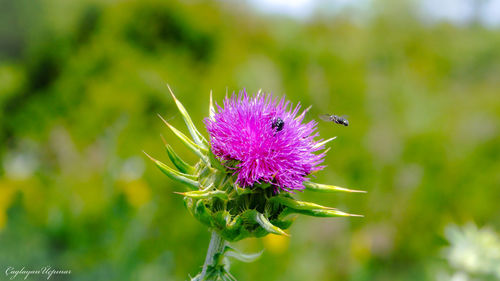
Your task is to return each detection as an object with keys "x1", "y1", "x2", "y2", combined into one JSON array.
[{"x1": 197, "y1": 231, "x2": 226, "y2": 281}]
